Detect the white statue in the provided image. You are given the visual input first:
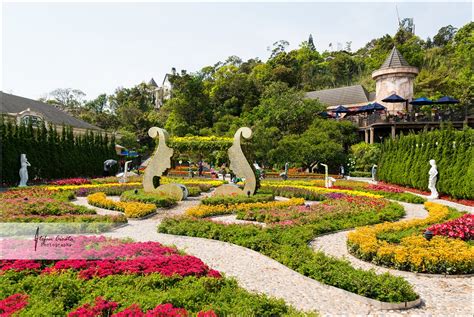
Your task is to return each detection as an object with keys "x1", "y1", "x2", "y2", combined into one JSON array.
[
  {"x1": 120, "y1": 160, "x2": 133, "y2": 183},
  {"x1": 428, "y1": 159, "x2": 439, "y2": 199},
  {"x1": 371, "y1": 164, "x2": 378, "y2": 183},
  {"x1": 320, "y1": 163, "x2": 329, "y2": 188},
  {"x1": 19, "y1": 154, "x2": 31, "y2": 187}
]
